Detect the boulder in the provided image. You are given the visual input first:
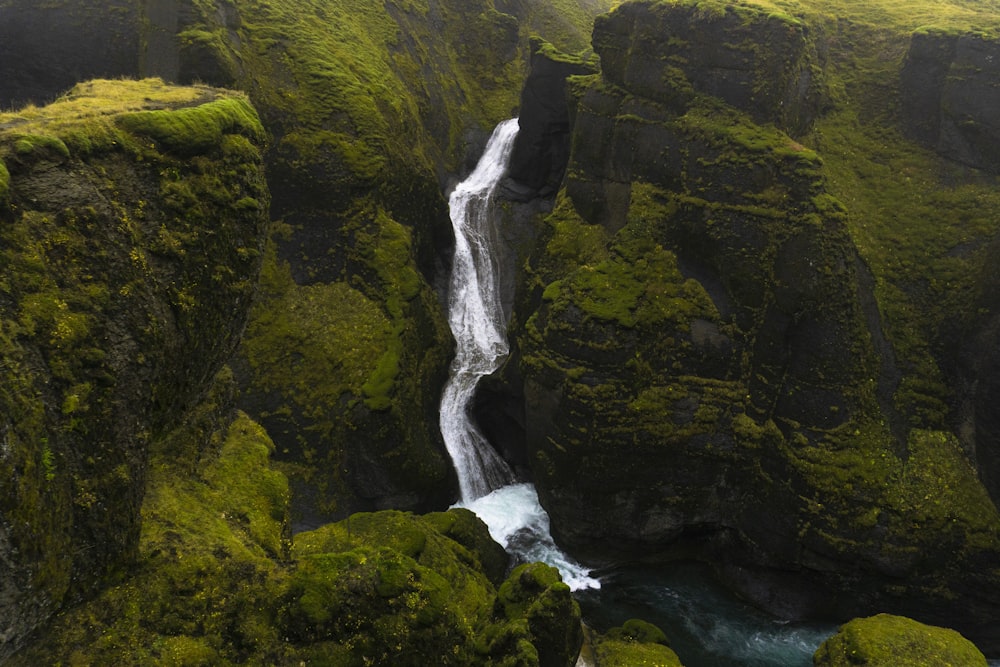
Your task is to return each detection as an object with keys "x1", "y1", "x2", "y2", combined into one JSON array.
[{"x1": 814, "y1": 614, "x2": 988, "y2": 667}]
